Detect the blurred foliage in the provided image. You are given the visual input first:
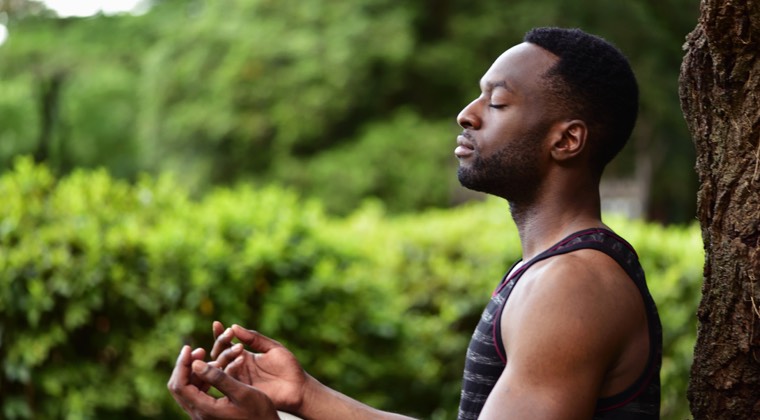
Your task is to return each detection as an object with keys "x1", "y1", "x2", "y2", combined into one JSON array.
[
  {"x1": 1, "y1": 159, "x2": 701, "y2": 419},
  {"x1": 0, "y1": 1, "x2": 701, "y2": 417},
  {"x1": 0, "y1": 0, "x2": 698, "y2": 222}
]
